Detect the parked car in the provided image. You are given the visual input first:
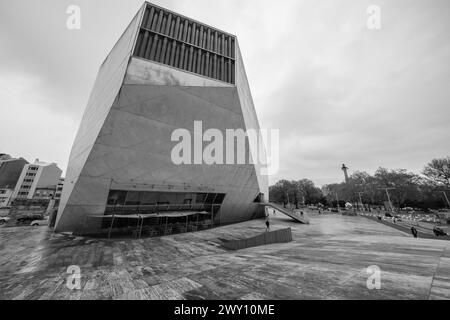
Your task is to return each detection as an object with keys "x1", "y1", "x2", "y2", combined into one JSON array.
[
  {"x1": 16, "y1": 214, "x2": 44, "y2": 225},
  {"x1": 30, "y1": 217, "x2": 49, "y2": 227},
  {"x1": 0, "y1": 216, "x2": 11, "y2": 225}
]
